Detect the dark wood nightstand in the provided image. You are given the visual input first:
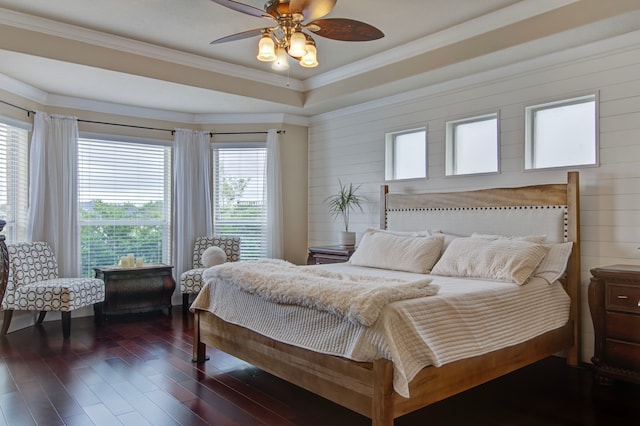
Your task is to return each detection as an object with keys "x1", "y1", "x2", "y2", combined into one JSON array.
[
  {"x1": 589, "y1": 264, "x2": 640, "y2": 384},
  {"x1": 95, "y1": 264, "x2": 176, "y2": 316},
  {"x1": 307, "y1": 245, "x2": 356, "y2": 265}
]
